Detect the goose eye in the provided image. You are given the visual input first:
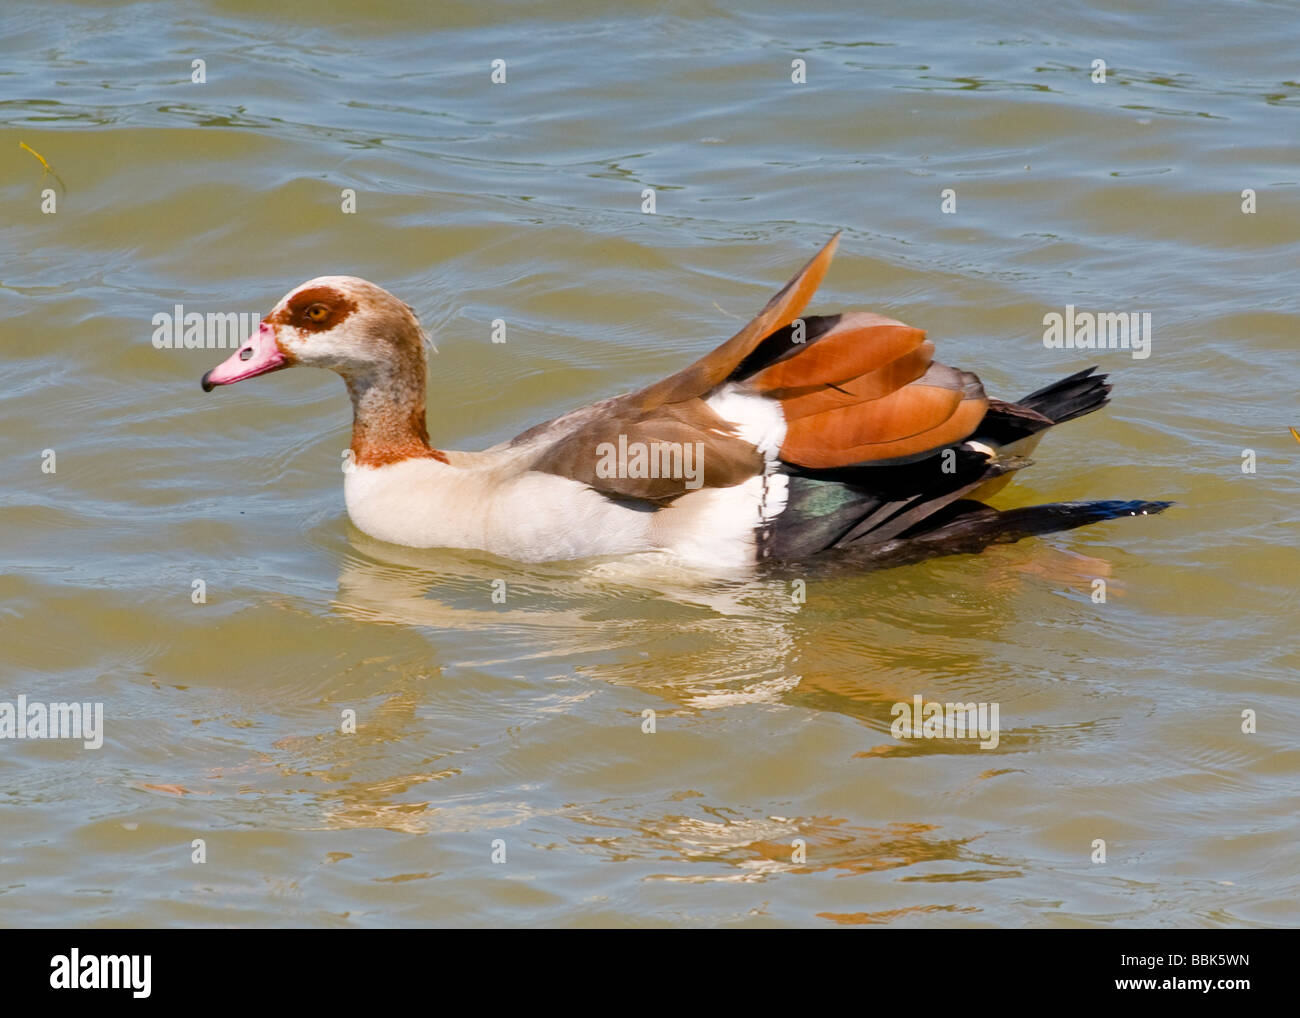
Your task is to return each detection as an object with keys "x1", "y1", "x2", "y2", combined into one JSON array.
[{"x1": 306, "y1": 304, "x2": 329, "y2": 322}]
